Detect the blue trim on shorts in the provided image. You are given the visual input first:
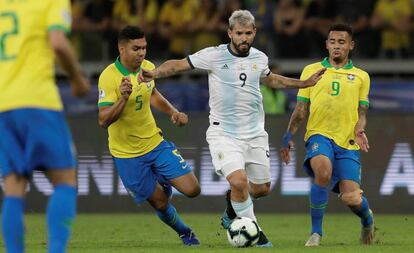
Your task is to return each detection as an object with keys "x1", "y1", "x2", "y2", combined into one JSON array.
[
  {"x1": 0, "y1": 109, "x2": 76, "y2": 177},
  {"x1": 113, "y1": 140, "x2": 192, "y2": 203},
  {"x1": 303, "y1": 134, "x2": 361, "y2": 193}
]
